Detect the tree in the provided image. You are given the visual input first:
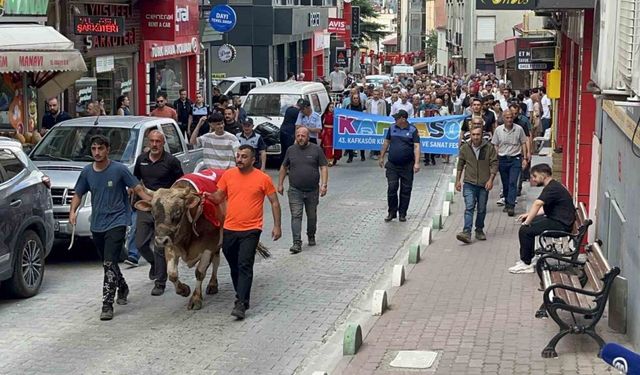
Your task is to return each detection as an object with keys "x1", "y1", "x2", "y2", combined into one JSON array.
[
  {"x1": 425, "y1": 30, "x2": 437, "y2": 62},
  {"x1": 351, "y1": 0, "x2": 390, "y2": 47}
]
